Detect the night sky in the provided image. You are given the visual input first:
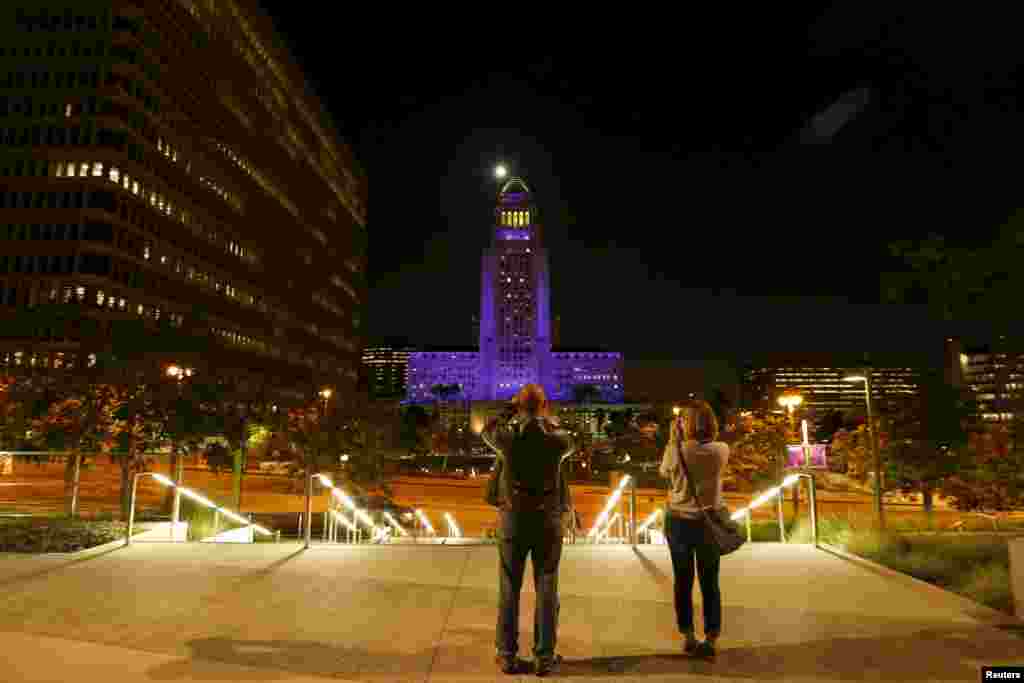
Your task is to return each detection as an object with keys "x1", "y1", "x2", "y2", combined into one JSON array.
[{"x1": 267, "y1": 6, "x2": 1023, "y2": 364}]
